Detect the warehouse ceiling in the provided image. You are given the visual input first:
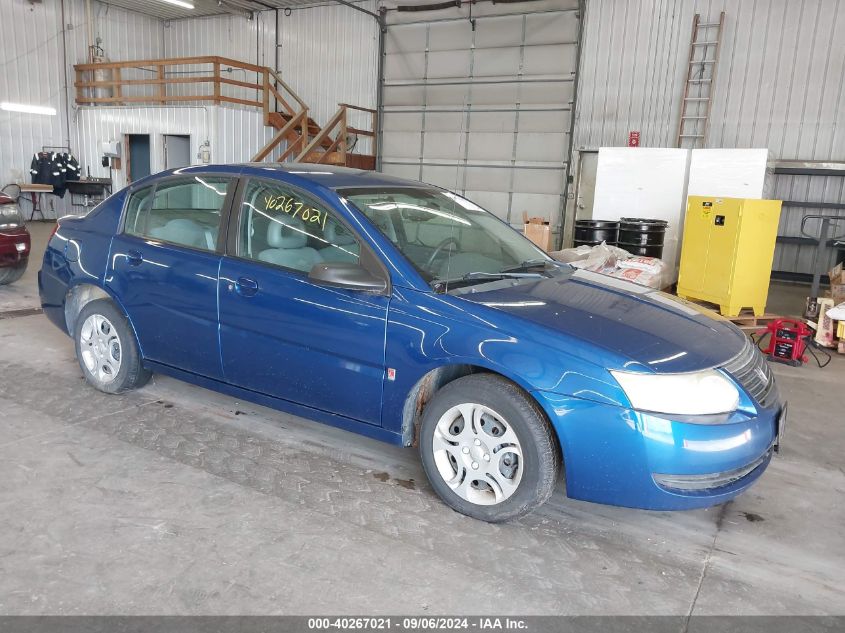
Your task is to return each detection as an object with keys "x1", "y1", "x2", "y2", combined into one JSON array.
[{"x1": 97, "y1": 0, "x2": 343, "y2": 21}]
